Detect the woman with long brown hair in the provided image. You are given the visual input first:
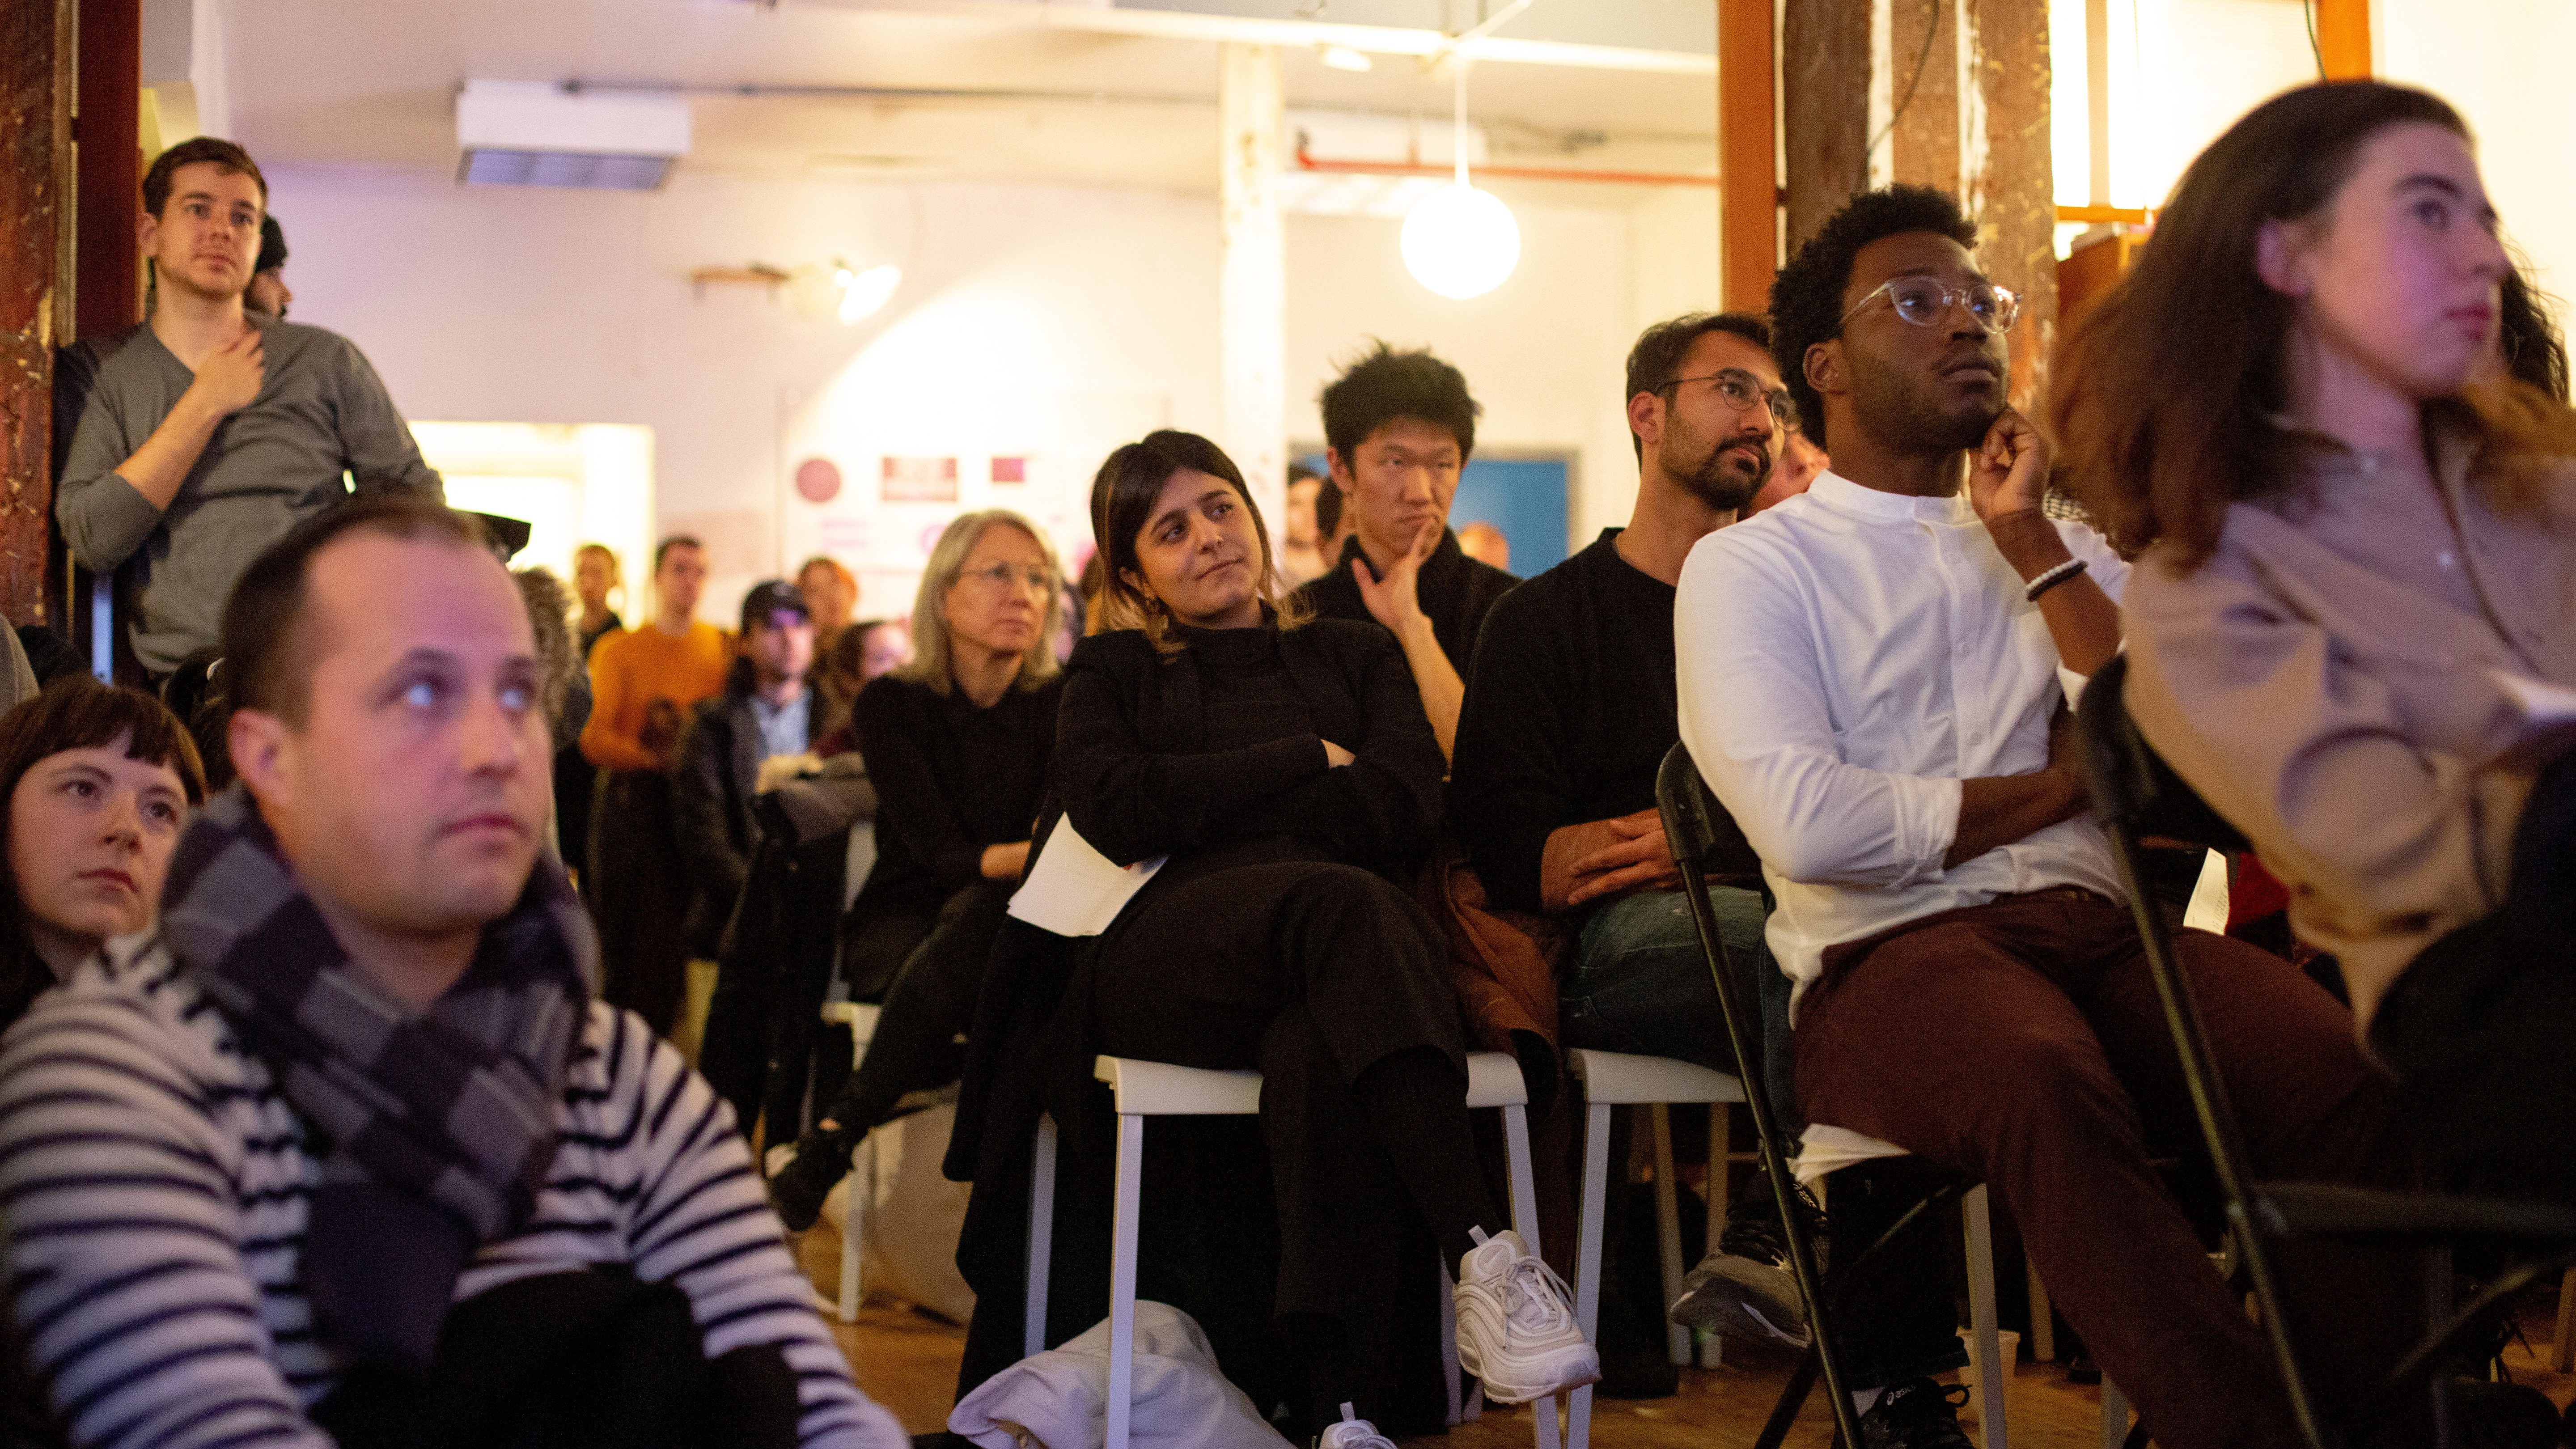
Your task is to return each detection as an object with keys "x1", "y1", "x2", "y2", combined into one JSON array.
[{"x1": 2054, "y1": 79, "x2": 2576, "y2": 1205}]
